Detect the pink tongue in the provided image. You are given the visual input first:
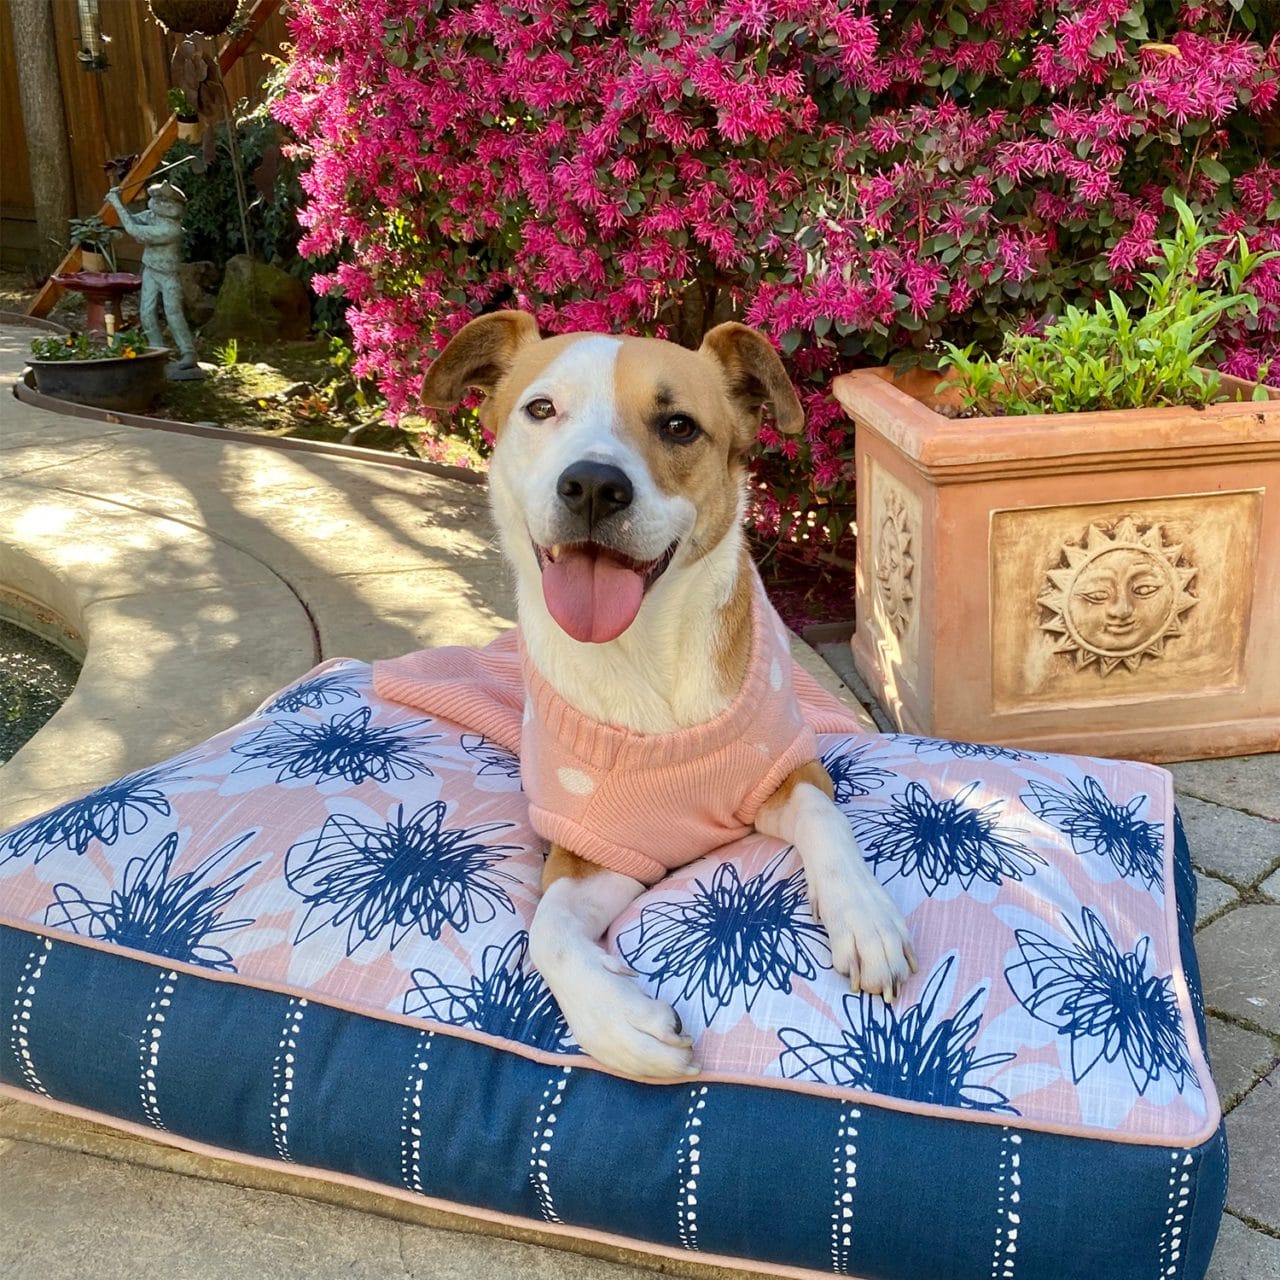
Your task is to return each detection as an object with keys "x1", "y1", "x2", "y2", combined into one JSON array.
[{"x1": 541, "y1": 548, "x2": 646, "y2": 643}]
